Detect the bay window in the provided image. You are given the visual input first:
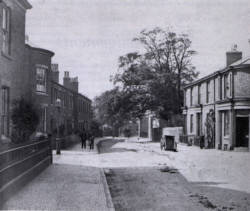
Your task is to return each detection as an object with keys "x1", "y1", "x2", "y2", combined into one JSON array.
[{"x1": 36, "y1": 65, "x2": 47, "y2": 93}]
